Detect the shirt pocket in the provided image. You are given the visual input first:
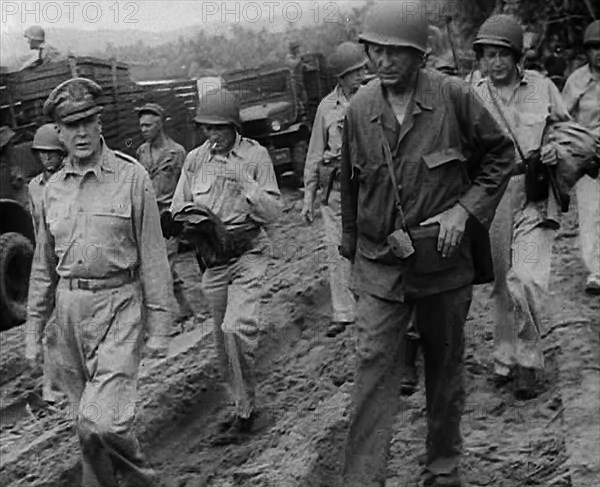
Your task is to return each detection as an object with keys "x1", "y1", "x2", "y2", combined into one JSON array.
[
  {"x1": 421, "y1": 147, "x2": 468, "y2": 186},
  {"x1": 515, "y1": 112, "x2": 547, "y2": 154},
  {"x1": 89, "y1": 201, "x2": 133, "y2": 248}
]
